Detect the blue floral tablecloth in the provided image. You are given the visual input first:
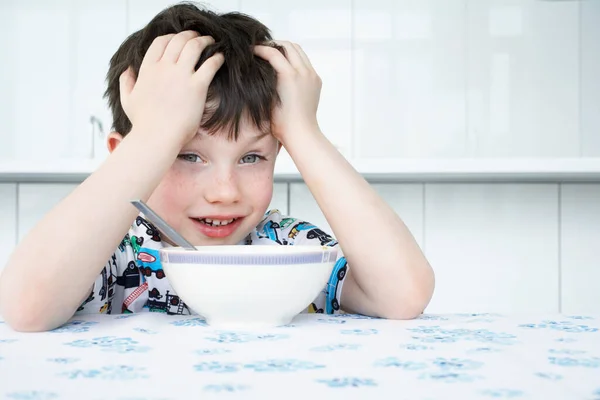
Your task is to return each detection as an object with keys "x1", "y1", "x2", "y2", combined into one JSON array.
[{"x1": 0, "y1": 312, "x2": 599, "y2": 399}]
